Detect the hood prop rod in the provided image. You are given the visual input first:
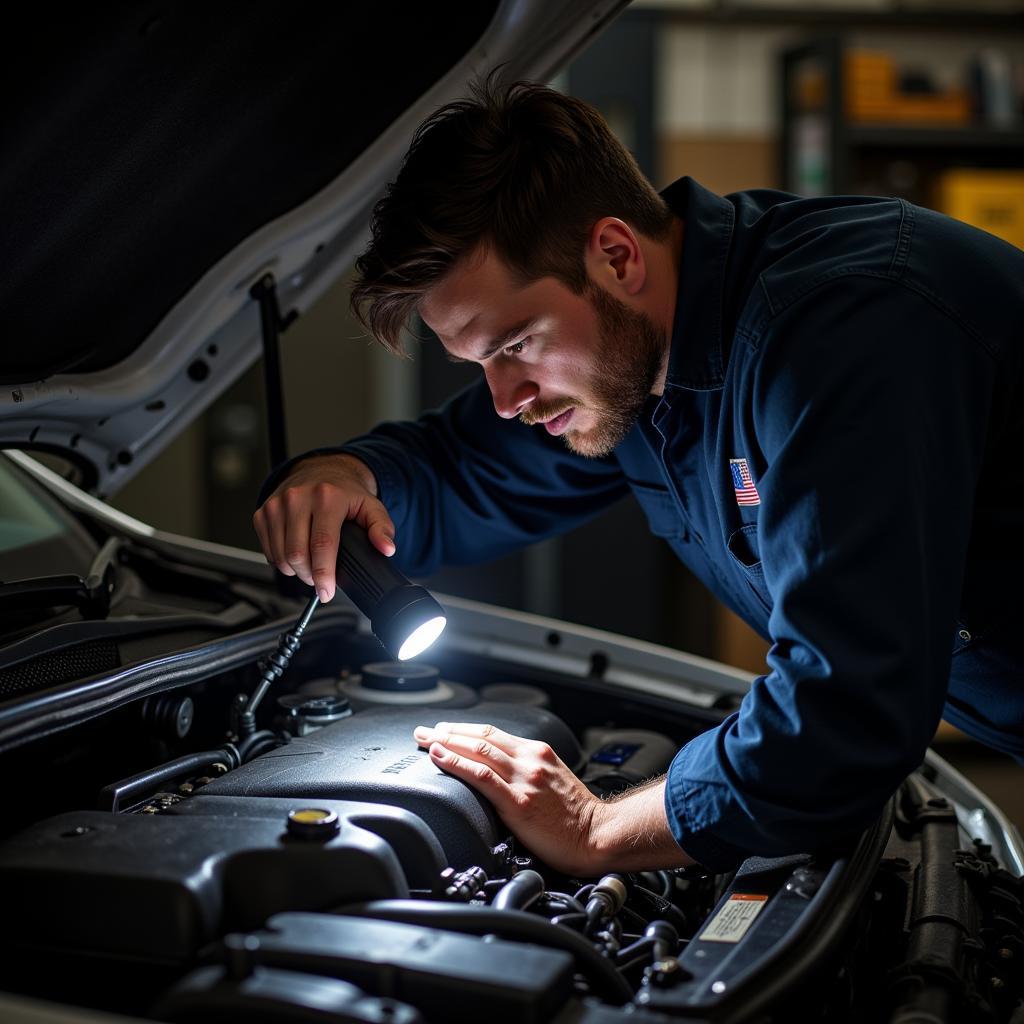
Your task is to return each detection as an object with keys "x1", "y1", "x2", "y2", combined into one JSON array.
[
  {"x1": 234, "y1": 273, "x2": 303, "y2": 740},
  {"x1": 250, "y1": 273, "x2": 298, "y2": 471}
]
